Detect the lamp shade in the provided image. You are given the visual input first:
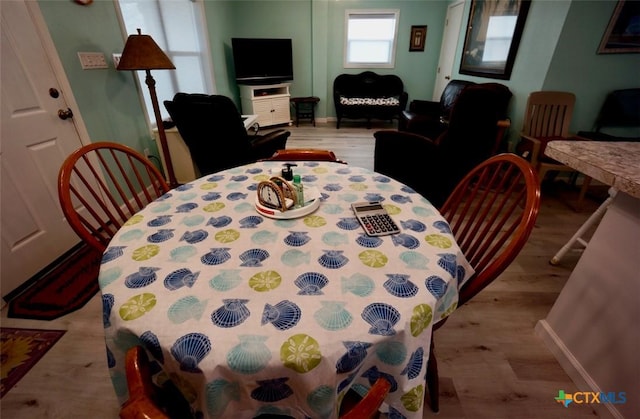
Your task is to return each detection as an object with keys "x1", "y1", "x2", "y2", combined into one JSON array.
[{"x1": 117, "y1": 29, "x2": 175, "y2": 71}]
